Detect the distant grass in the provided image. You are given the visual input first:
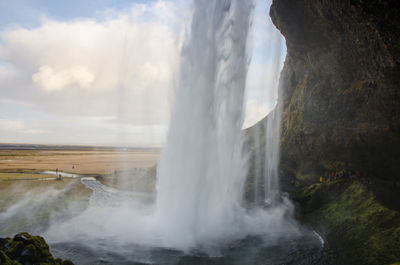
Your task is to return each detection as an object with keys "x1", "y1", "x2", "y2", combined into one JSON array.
[
  {"x1": 0, "y1": 169, "x2": 39, "y2": 173},
  {"x1": 0, "y1": 149, "x2": 159, "y2": 175},
  {"x1": 0, "y1": 173, "x2": 50, "y2": 180}
]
